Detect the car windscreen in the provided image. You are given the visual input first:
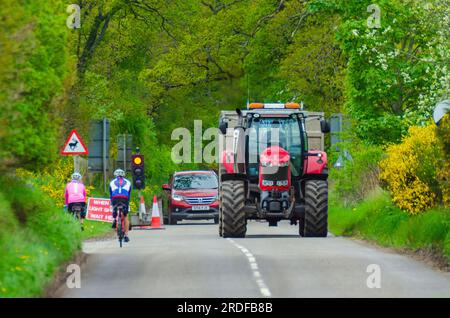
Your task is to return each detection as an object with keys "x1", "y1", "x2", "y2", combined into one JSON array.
[{"x1": 173, "y1": 174, "x2": 218, "y2": 190}]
